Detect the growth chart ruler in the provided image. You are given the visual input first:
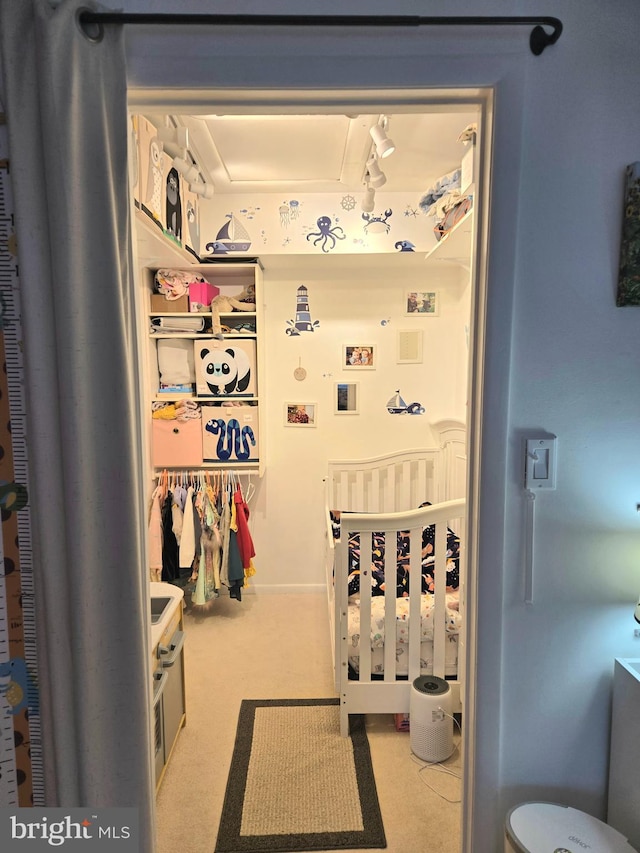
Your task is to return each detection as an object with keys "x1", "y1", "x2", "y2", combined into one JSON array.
[{"x1": 0, "y1": 116, "x2": 42, "y2": 807}]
